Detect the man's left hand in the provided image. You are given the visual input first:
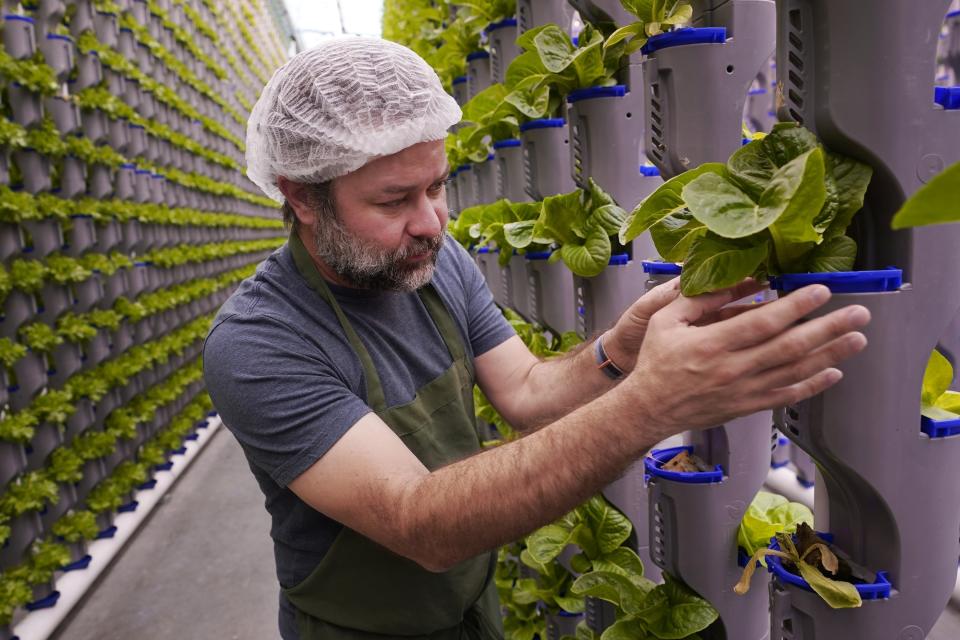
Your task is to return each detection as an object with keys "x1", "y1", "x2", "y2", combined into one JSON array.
[{"x1": 604, "y1": 278, "x2": 766, "y2": 373}]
